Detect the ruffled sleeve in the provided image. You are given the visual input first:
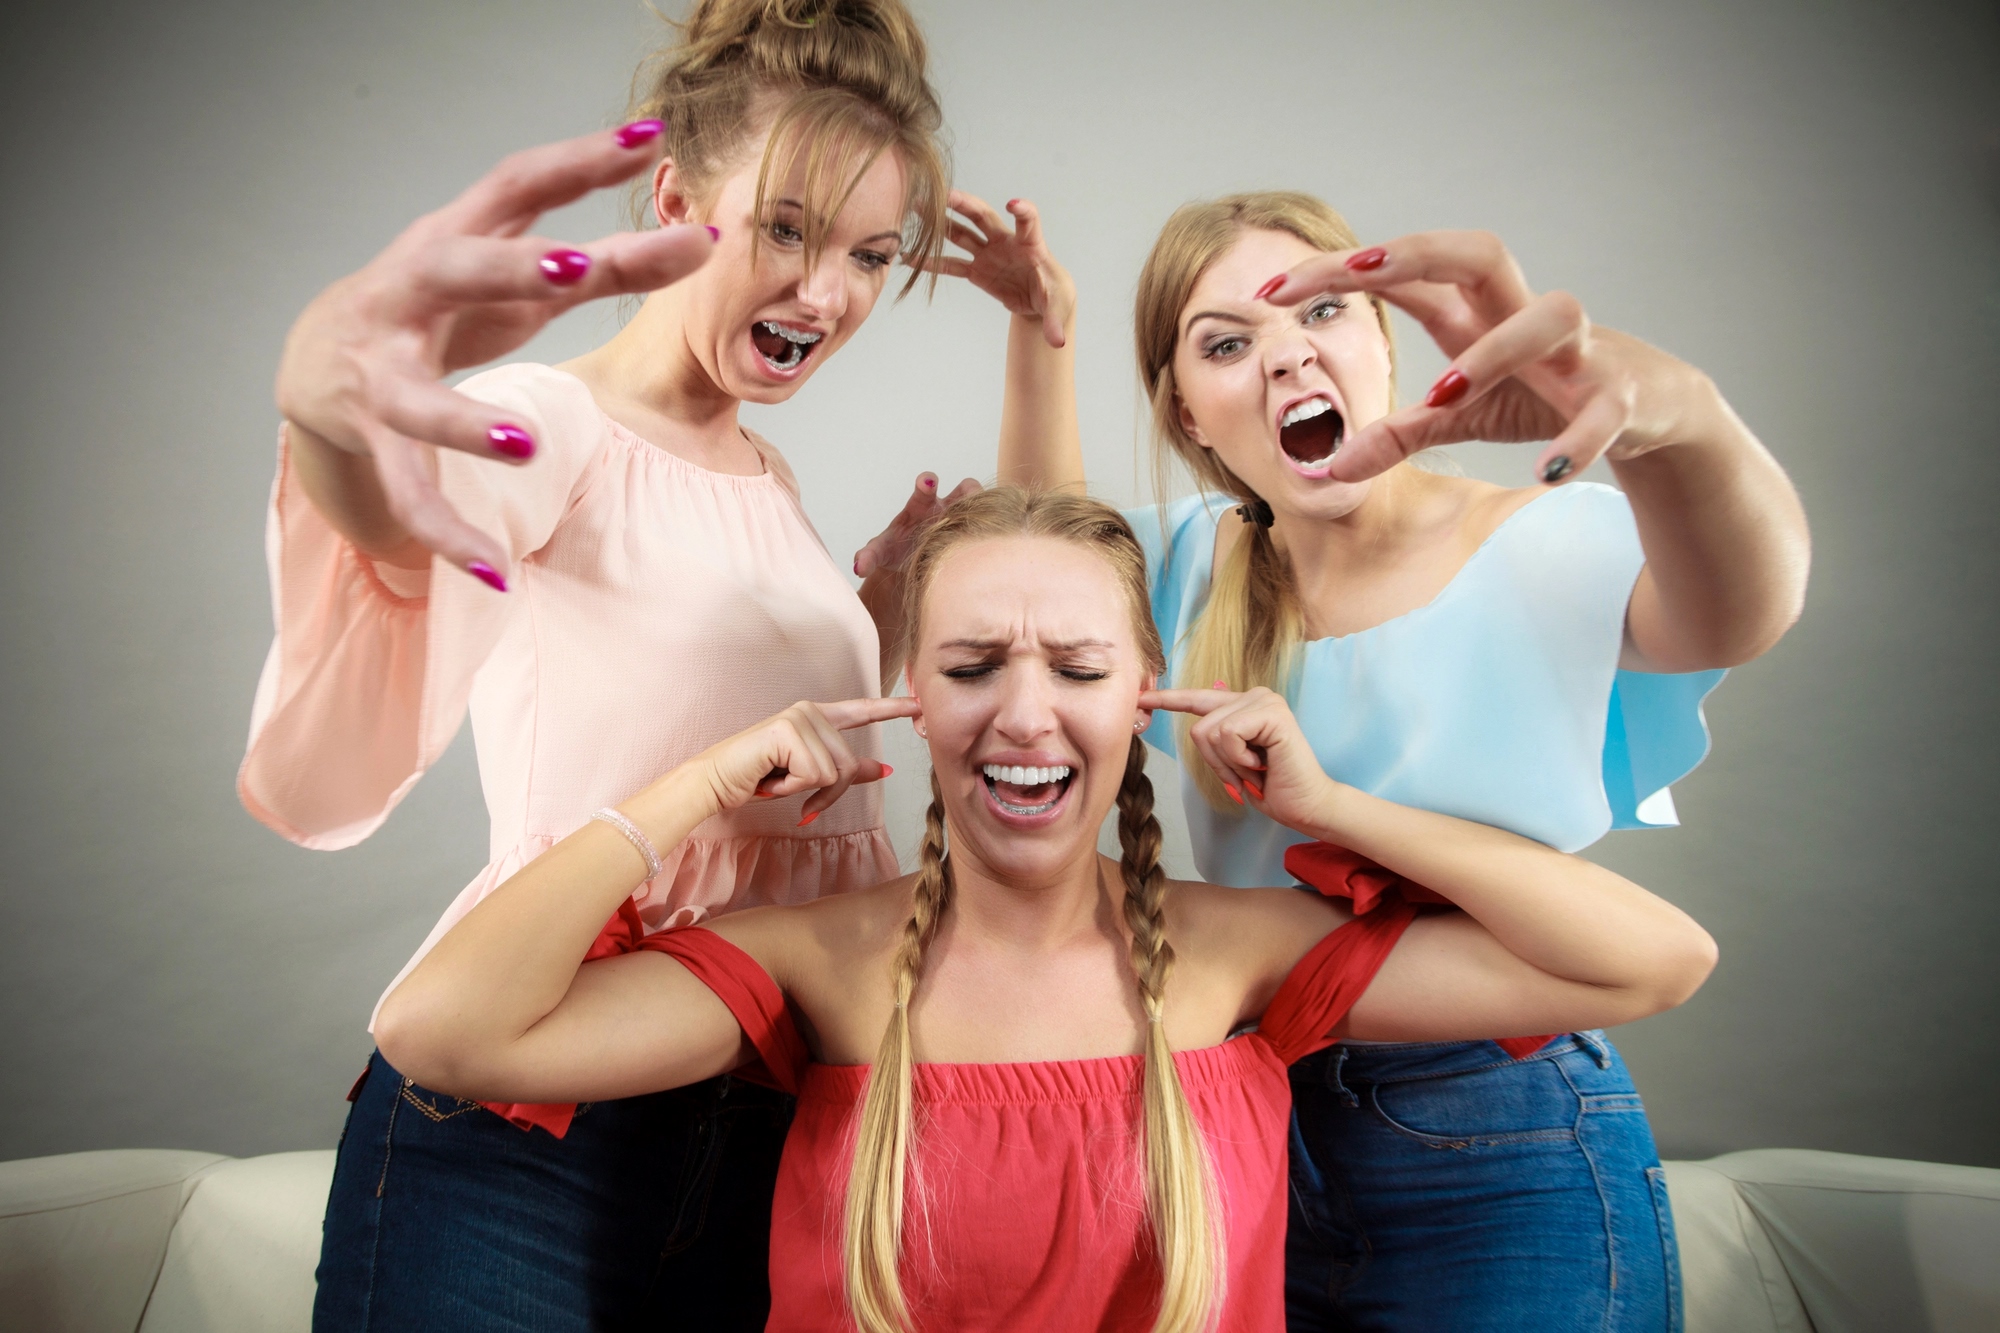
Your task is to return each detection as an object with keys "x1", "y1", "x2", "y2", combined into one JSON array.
[
  {"x1": 1125, "y1": 494, "x2": 1226, "y2": 760},
  {"x1": 237, "y1": 365, "x2": 604, "y2": 849},
  {"x1": 1604, "y1": 666, "x2": 1727, "y2": 829}
]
